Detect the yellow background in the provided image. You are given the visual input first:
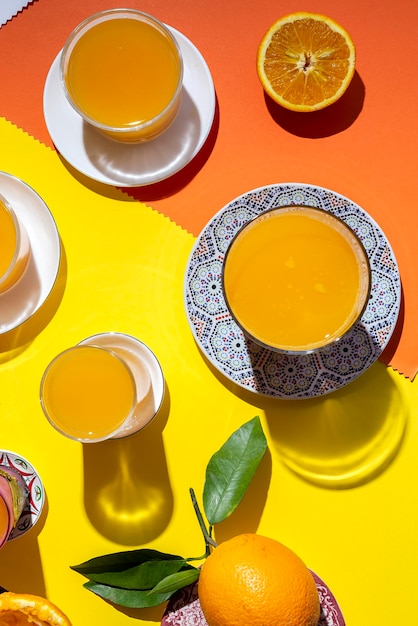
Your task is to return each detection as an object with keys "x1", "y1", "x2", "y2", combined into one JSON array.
[{"x1": 0, "y1": 118, "x2": 417, "y2": 625}]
